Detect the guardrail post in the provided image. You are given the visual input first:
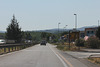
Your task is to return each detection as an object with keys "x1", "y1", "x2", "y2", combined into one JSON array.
[
  {"x1": 4, "y1": 47, "x2": 6, "y2": 53},
  {"x1": 12, "y1": 47, "x2": 13, "y2": 51},
  {"x1": 8, "y1": 47, "x2": 10, "y2": 52},
  {"x1": 15, "y1": 46, "x2": 16, "y2": 50}
]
